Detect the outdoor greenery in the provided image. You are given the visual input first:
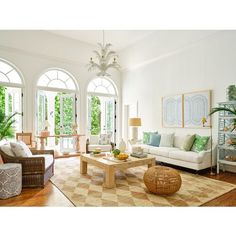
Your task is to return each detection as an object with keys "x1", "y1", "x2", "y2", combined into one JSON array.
[
  {"x1": 90, "y1": 96, "x2": 101, "y2": 135},
  {"x1": 0, "y1": 110, "x2": 18, "y2": 140},
  {"x1": 0, "y1": 86, "x2": 6, "y2": 115}
]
